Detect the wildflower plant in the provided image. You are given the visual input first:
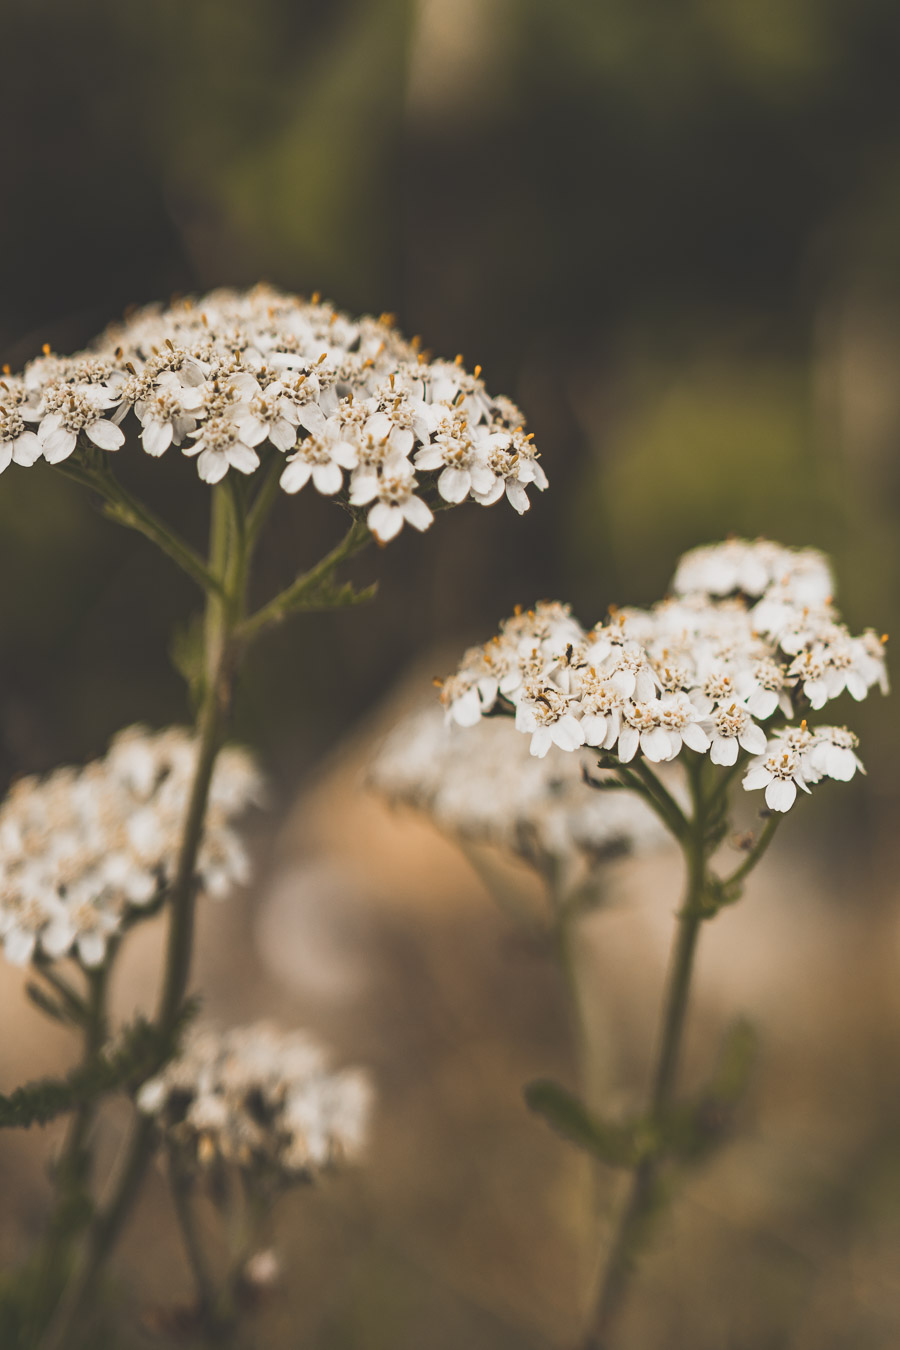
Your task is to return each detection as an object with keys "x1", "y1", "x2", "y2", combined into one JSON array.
[
  {"x1": 0, "y1": 286, "x2": 545, "y2": 1349},
  {"x1": 440, "y1": 538, "x2": 888, "y2": 1347}
]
